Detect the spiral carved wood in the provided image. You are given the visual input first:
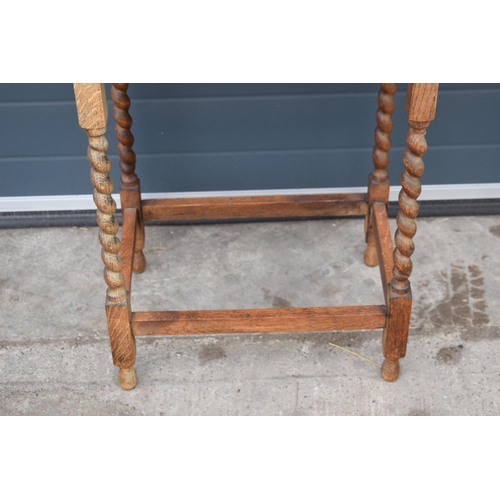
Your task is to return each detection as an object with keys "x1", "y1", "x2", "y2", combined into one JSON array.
[
  {"x1": 111, "y1": 83, "x2": 138, "y2": 188},
  {"x1": 371, "y1": 83, "x2": 397, "y2": 185},
  {"x1": 87, "y1": 128, "x2": 127, "y2": 303},
  {"x1": 391, "y1": 123, "x2": 429, "y2": 295}
]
